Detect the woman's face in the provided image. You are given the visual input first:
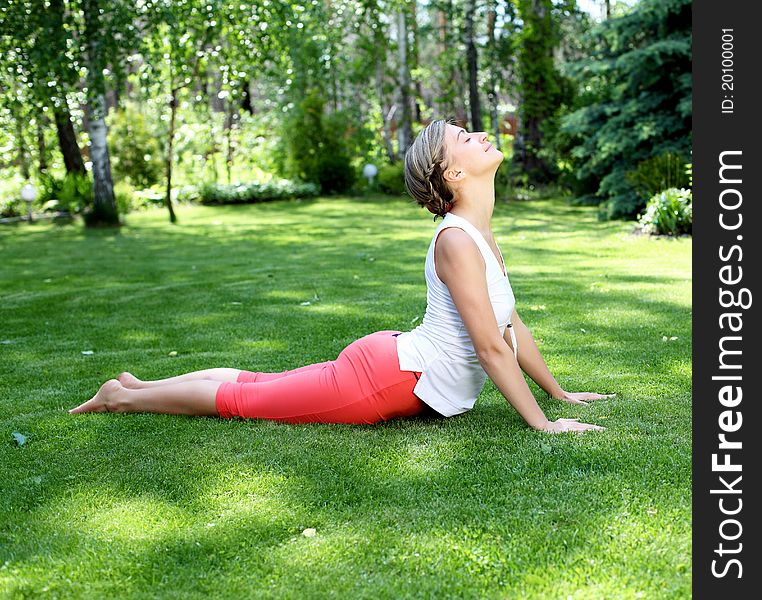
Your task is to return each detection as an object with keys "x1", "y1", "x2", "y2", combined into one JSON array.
[{"x1": 442, "y1": 123, "x2": 503, "y2": 183}]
